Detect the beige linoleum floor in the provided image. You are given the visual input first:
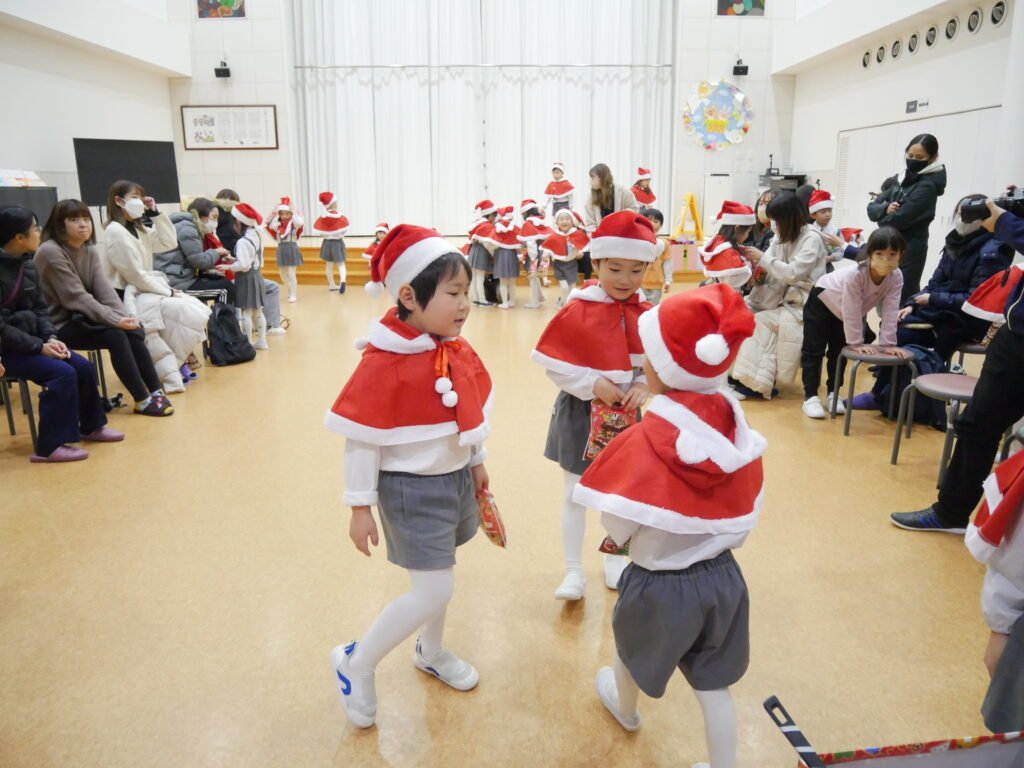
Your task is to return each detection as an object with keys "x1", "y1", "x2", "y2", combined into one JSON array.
[{"x1": 0, "y1": 283, "x2": 992, "y2": 767}]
